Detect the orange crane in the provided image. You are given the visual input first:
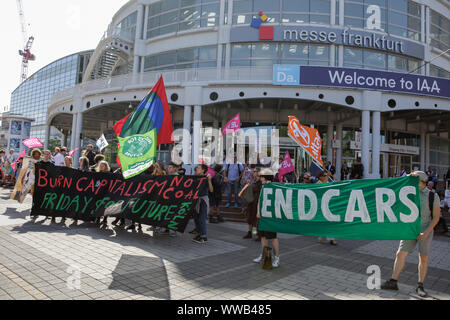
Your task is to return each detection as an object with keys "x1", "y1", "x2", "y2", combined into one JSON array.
[{"x1": 16, "y1": 0, "x2": 35, "y2": 83}]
